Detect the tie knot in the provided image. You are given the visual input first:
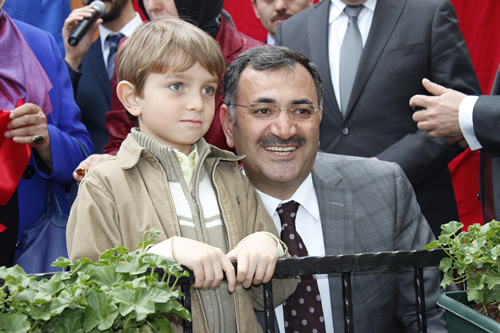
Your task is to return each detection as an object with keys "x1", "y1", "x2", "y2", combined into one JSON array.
[
  {"x1": 344, "y1": 5, "x2": 363, "y2": 19},
  {"x1": 107, "y1": 33, "x2": 124, "y2": 48},
  {"x1": 277, "y1": 200, "x2": 299, "y2": 227}
]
